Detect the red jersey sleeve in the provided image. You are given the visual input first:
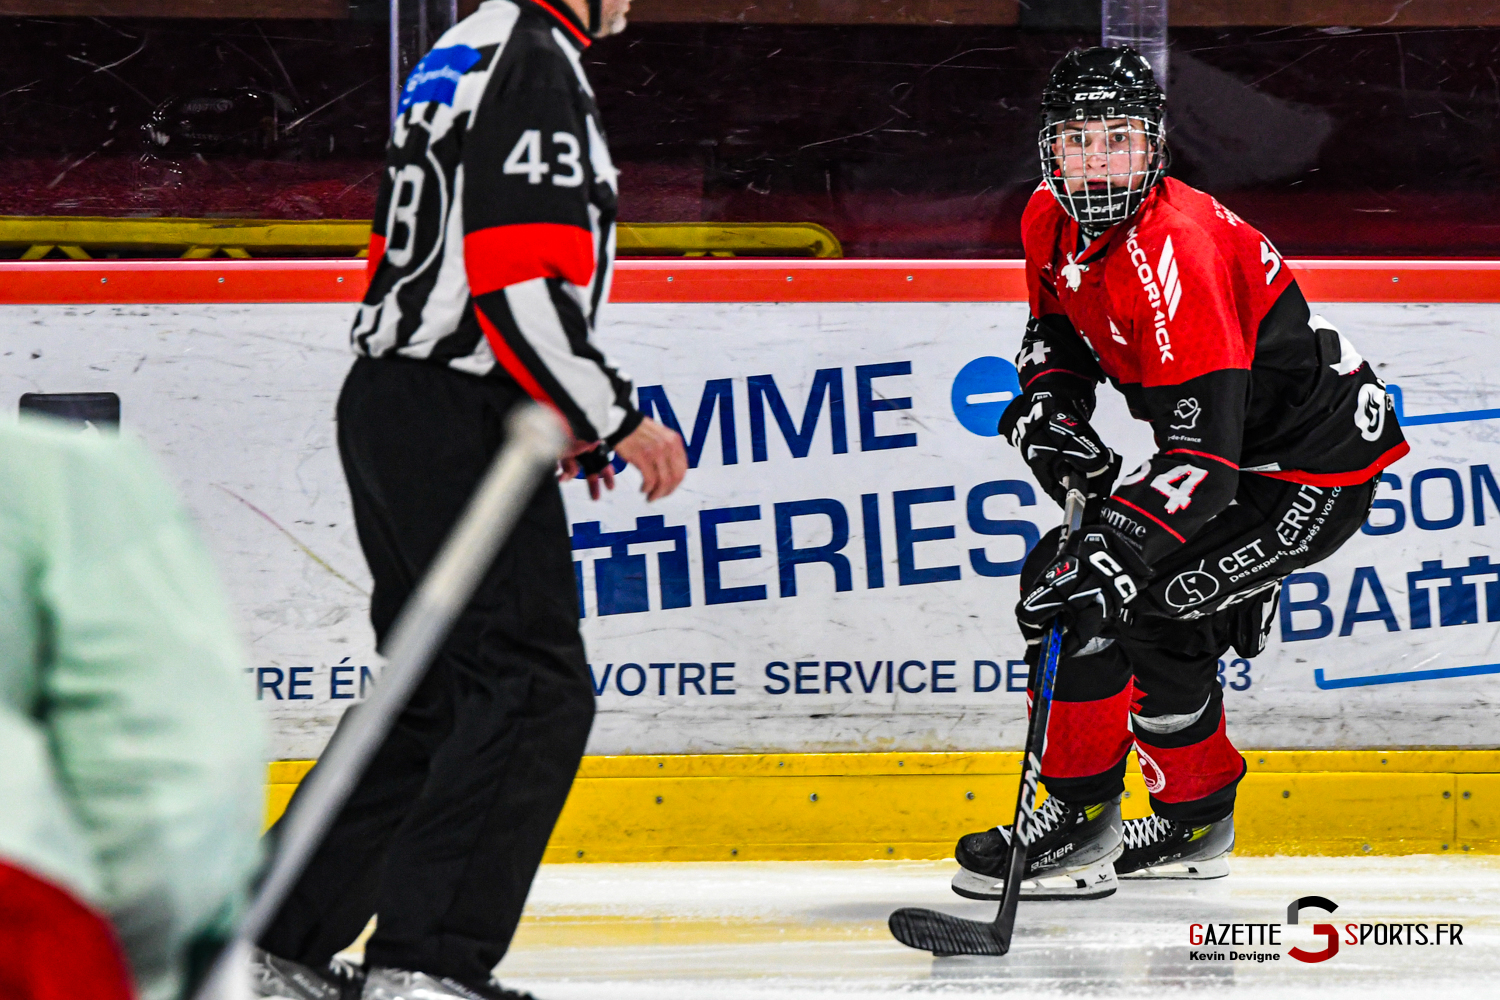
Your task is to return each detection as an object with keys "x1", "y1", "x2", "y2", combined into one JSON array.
[
  {"x1": 1021, "y1": 185, "x2": 1067, "y2": 321},
  {"x1": 1100, "y1": 219, "x2": 1250, "y2": 565},
  {"x1": 1015, "y1": 186, "x2": 1105, "y2": 413},
  {"x1": 1118, "y1": 220, "x2": 1248, "y2": 388}
]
